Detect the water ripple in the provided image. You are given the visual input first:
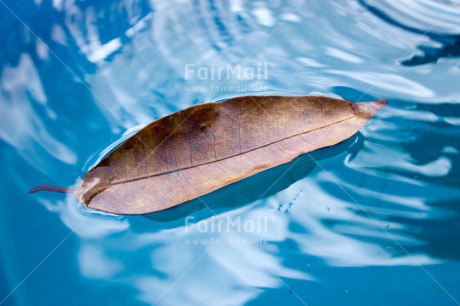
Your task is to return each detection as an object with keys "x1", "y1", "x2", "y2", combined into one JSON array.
[{"x1": 1, "y1": 0, "x2": 460, "y2": 305}]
